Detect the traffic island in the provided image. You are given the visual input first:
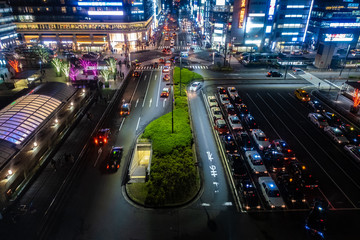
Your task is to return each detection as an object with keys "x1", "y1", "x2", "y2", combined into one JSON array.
[{"x1": 126, "y1": 67, "x2": 202, "y2": 207}]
